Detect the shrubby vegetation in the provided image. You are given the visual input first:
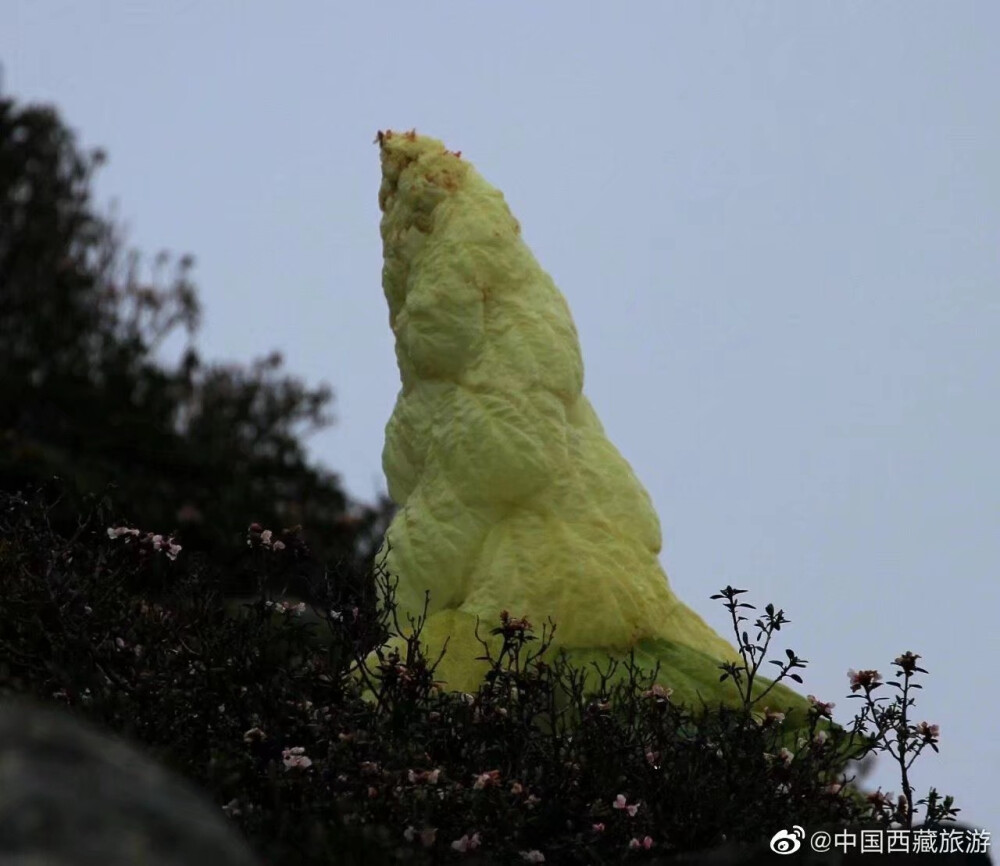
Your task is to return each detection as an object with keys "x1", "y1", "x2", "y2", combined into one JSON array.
[
  {"x1": 0, "y1": 93, "x2": 966, "y2": 863},
  {"x1": 0, "y1": 483, "x2": 961, "y2": 864},
  {"x1": 0, "y1": 93, "x2": 393, "y2": 596}
]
